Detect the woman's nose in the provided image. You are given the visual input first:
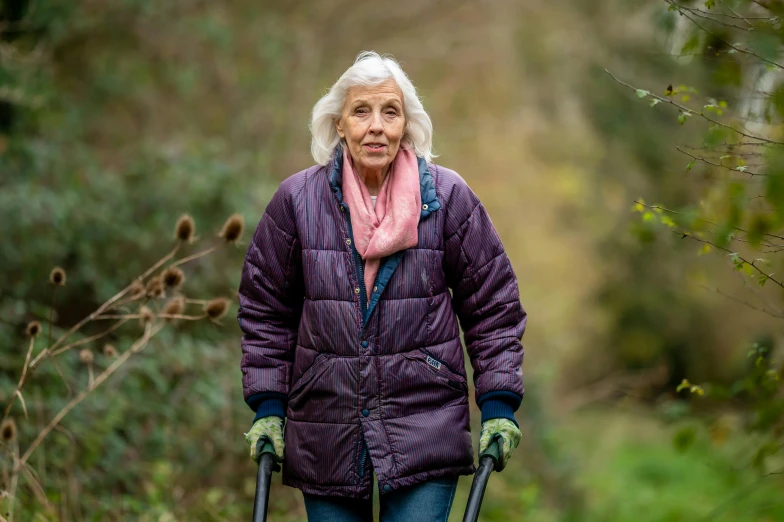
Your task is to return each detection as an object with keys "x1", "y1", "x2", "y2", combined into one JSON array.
[{"x1": 369, "y1": 110, "x2": 384, "y2": 132}]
